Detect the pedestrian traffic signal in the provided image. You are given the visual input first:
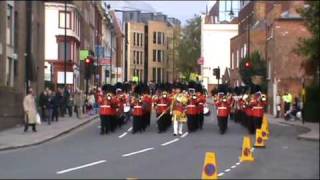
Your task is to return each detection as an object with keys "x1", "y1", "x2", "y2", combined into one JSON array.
[
  {"x1": 213, "y1": 68, "x2": 220, "y2": 80},
  {"x1": 245, "y1": 62, "x2": 251, "y2": 69},
  {"x1": 85, "y1": 58, "x2": 93, "y2": 64},
  {"x1": 84, "y1": 57, "x2": 93, "y2": 79}
]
